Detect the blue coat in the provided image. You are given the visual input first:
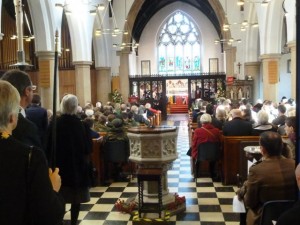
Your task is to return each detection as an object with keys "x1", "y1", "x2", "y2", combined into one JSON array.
[{"x1": 26, "y1": 105, "x2": 48, "y2": 145}]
